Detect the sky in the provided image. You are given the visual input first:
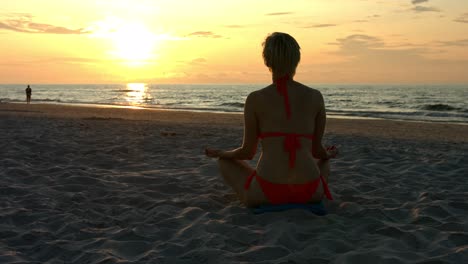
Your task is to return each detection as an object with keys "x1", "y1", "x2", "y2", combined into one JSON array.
[{"x1": 0, "y1": 0, "x2": 467, "y2": 84}]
